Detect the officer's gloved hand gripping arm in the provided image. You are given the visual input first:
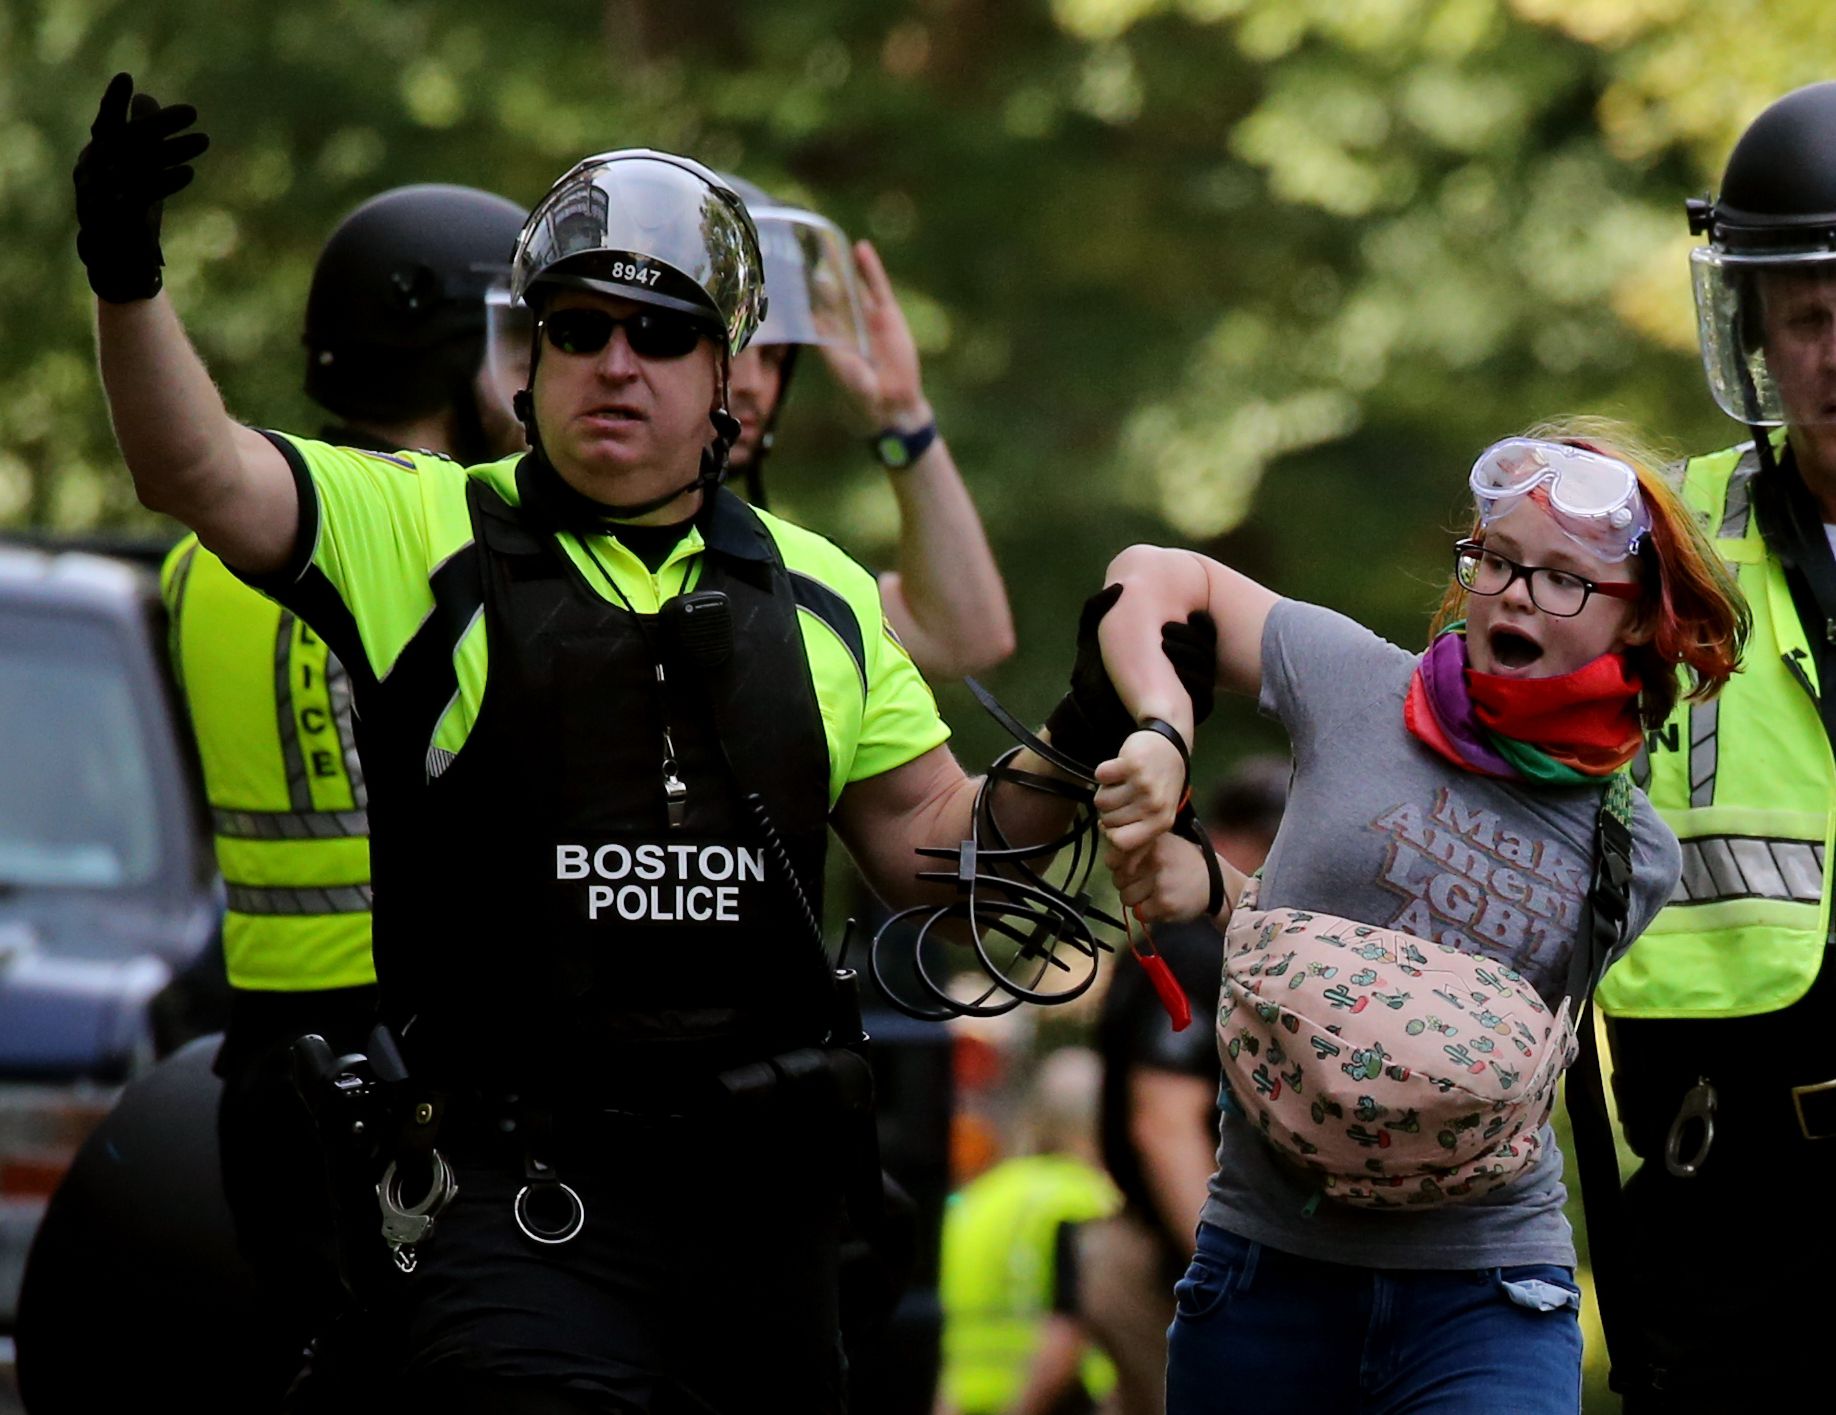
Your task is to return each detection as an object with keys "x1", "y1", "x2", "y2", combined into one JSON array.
[
  {"x1": 820, "y1": 239, "x2": 1014, "y2": 679},
  {"x1": 77, "y1": 74, "x2": 298, "y2": 574}
]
